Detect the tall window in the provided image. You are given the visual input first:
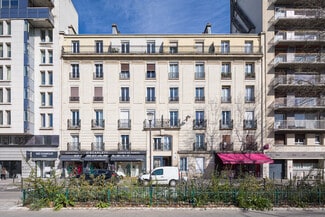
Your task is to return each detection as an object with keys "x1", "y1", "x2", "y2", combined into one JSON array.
[
  {"x1": 0, "y1": 66, "x2": 3, "y2": 80},
  {"x1": 221, "y1": 86, "x2": 231, "y2": 103},
  {"x1": 195, "y1": 42, "x2": 204, "y2": 53},
  {"x1": 245, "y1": 63, "x2": 255, "y2": 79},
  {"x1": 169, "y1": 62, "x2": 179, "y2": 79},
  {"x1": 169, "y1": 87, "x2": 179, "y2": 102},
  {"x1": 41, "y1": 71, "x2": 46, "y2": 85},
  {"x1": 48, "y1": 71, "x2": 53, "y2": 85},
  {"x1": 72, "y1": 41, "x2": 79, "y2": 53},
  {"x1": 95, "y1": 63, "x2": 103, "y2": 79},
  {"x1": 95, "y1": 40, "x2": 103, "y2": 53},
  {"x1": 41, "y1": 92, "x2": 46, "y2": 106},
  {"x1": 195, "y1": 87, "x2": 205, "y2": 102},
  {"x1": 40, "y1": 30, "x2": 46, "y2": 42},
  {"x1": 147, "y1": 41, "x2": 155, "y2": 53},
  {"x1": 0, "y1": 43, "x2": 3, "y2": 57},
  {"x1": 195, "y1": 111, "x2": 205, "y2": 127},
  {"x1": 94, "y1": 87, "x2": 103, "y2": 102},
  {"x1": 71, "y1": 64, "x2": 79, "y2": 79},
  {"x1": 195, "y1": 134, "x2": 205, "y2": 149},
  {"x1": 6, "y1": 43, "x2": 10, "y2": 57},
  {"x1": 41, "y1": 113, "x2": 46, "y2": 128},
  {"x1": 221, "y1": 111, "x2": 232, "y2": 128},
  {"x1": 48, "y1": 92, "x2": 53, "y2": 106},
  {"x1": 146, "y1": 63, "x2": 156, "y2": 79},
  {"x1": 41, "y1": 50, "x2": 46, "y2": 63},
  {"x1": 170, "y1": 110, "x2": 179, "y2": 127},
  {"x1": 48, "y1": 50, "x2": 53, "y2": 63},
  {"x1": 121, "y1": 135, "x2": 130, "y2": 151},
  {"x1": 48, "y1": 113, "x2": 53, "y2": 128},
  {"x1": 120, "y1": 63, "x2": 130, "y2": 79},
  {"x1": 95, "y1": 110, "x2": 104, "y2": 127},
  {"x1": 6, "y1": 88, "x2": 10, "y2": 103},
  {"x1": 195, "y1": 62, "x2": 205, "y2": 79},
  {"x1": 245, "y1": 86, "x2": 255, "y2": 102},
  {"x1": 245, "y1": 41, "x2": 253, "y2": 53},
  {"x1": 0, "y1": 88, "x2": 2, "y2": 103},
  {"x1": 146, "y1": 87, "x2": 155, "y2": 102},
  {"x1": 244, "y1": 111, "x2": 255, "y2": 129},
  {"x1": 120, "y1": 87, "x2": 130, "y2": 102},
  {"x1": 169, "y1": 42, "x2": 178, "y2": 54},
  {"x1": 221, "y1": 41, "x2": 230, "y2": 54},
  {"x1": 0, "y1": 21, "x2": 3, "y2": 35},
  {"x1": 70, "y1": 87, "x2": 79, "y2": 102},
  {"x1": 121, "y1": 41, "x2": 130, "y2": 53},
  {"x1": 48, "y1": 30, "x2": 52, "y2": 42},
  {"x1": 180, "y1": 157, "x2": 188, "y2": 171},
  {"x1": 221, "y1": 63, "x2": 231, "y2": 79},
  {"x1": 71, "y1": 110, "x2": 80, "y2": 126}
]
